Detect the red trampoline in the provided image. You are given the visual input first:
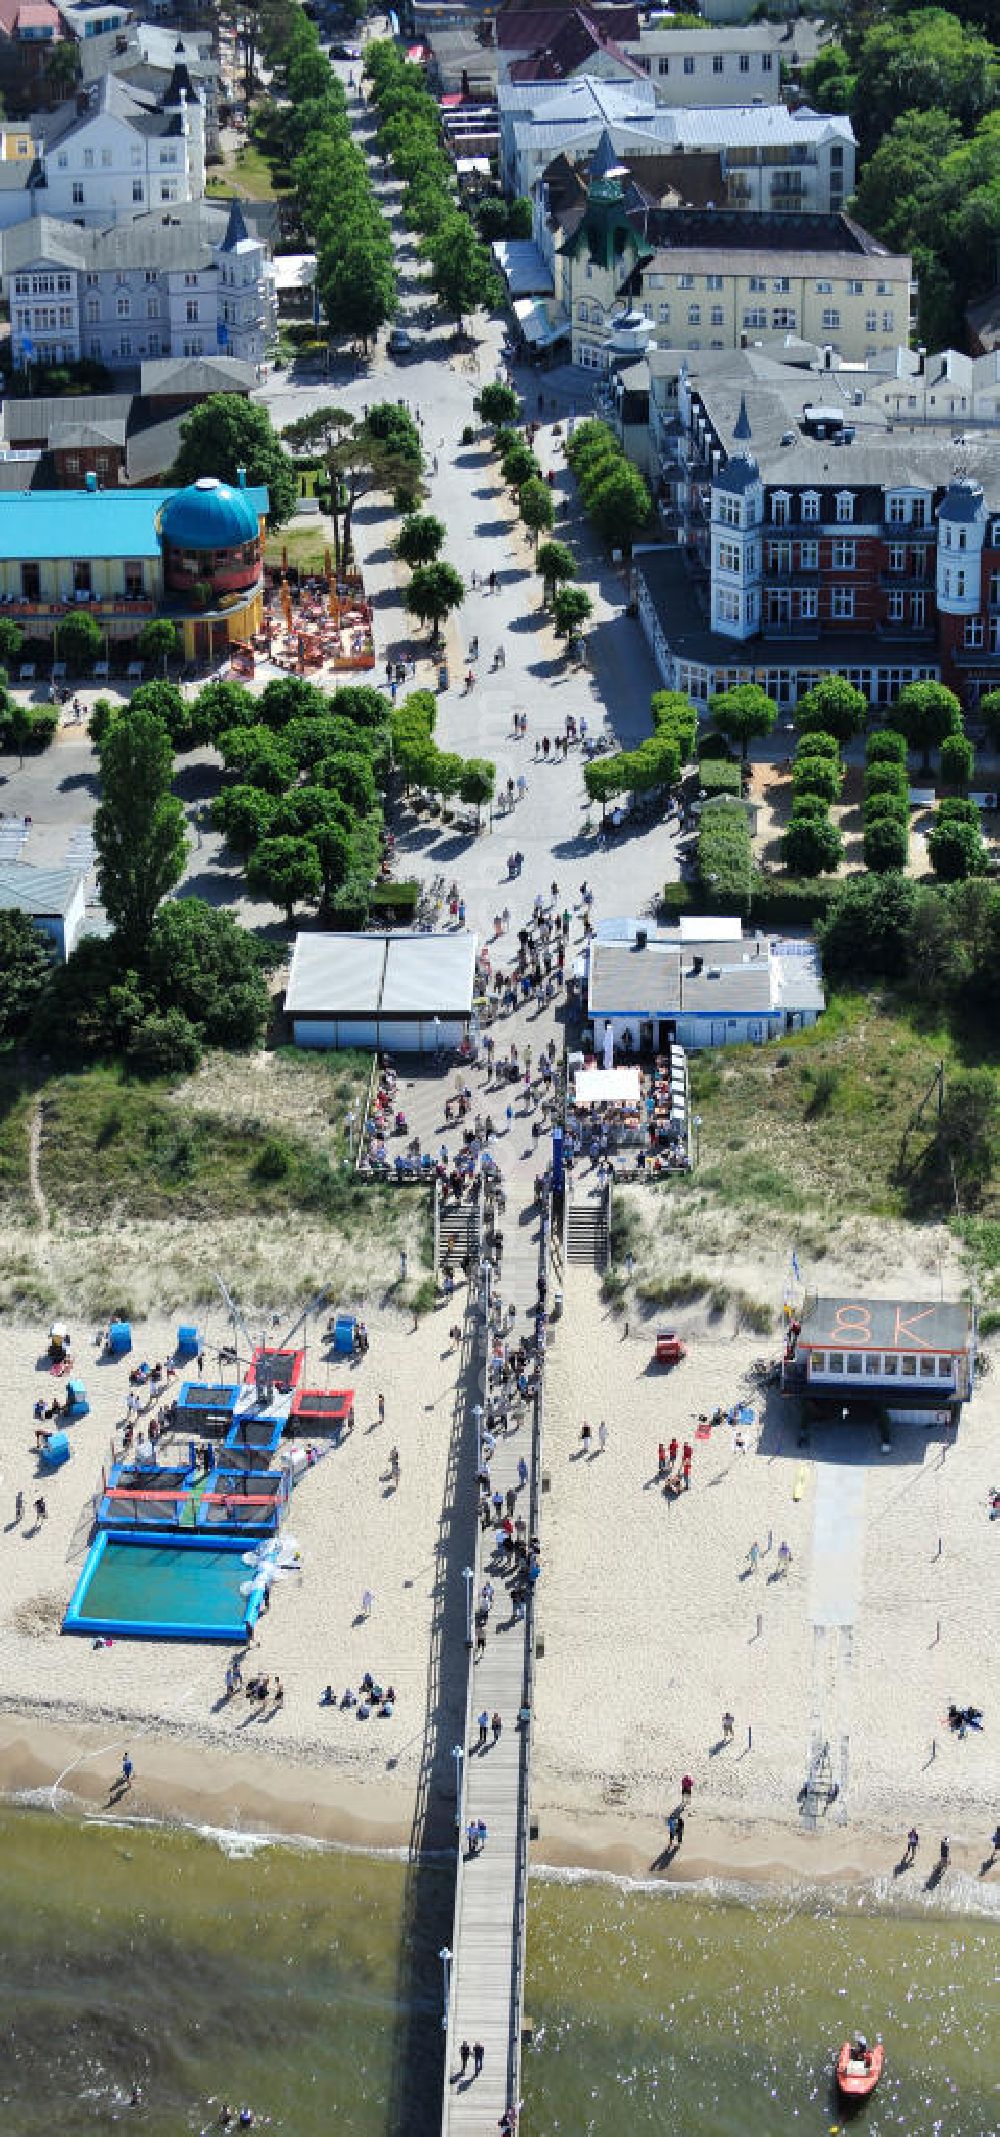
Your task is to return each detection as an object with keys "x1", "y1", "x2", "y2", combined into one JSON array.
[{"x1": 290, "y1": 1388, "x2": 355, "y2": 1429}]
